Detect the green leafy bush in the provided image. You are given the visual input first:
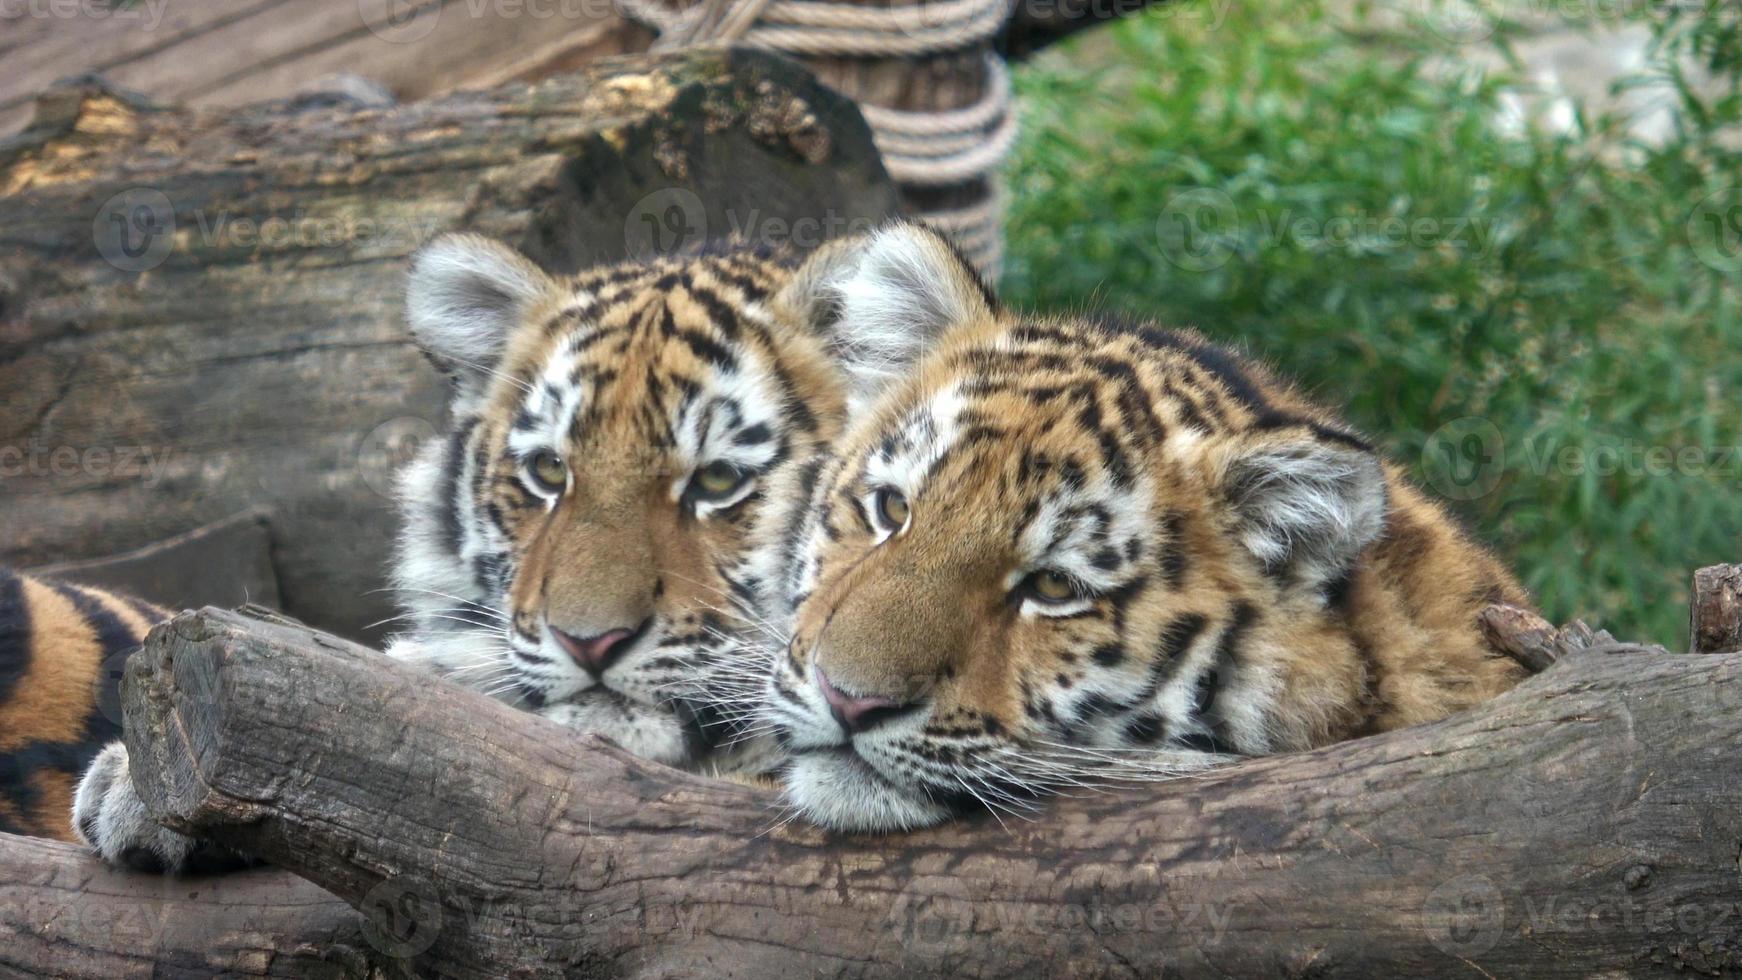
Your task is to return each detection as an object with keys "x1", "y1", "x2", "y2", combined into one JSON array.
[{"x1": 1002, "y1": 0, "x2": 1742, "y2": 645}]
